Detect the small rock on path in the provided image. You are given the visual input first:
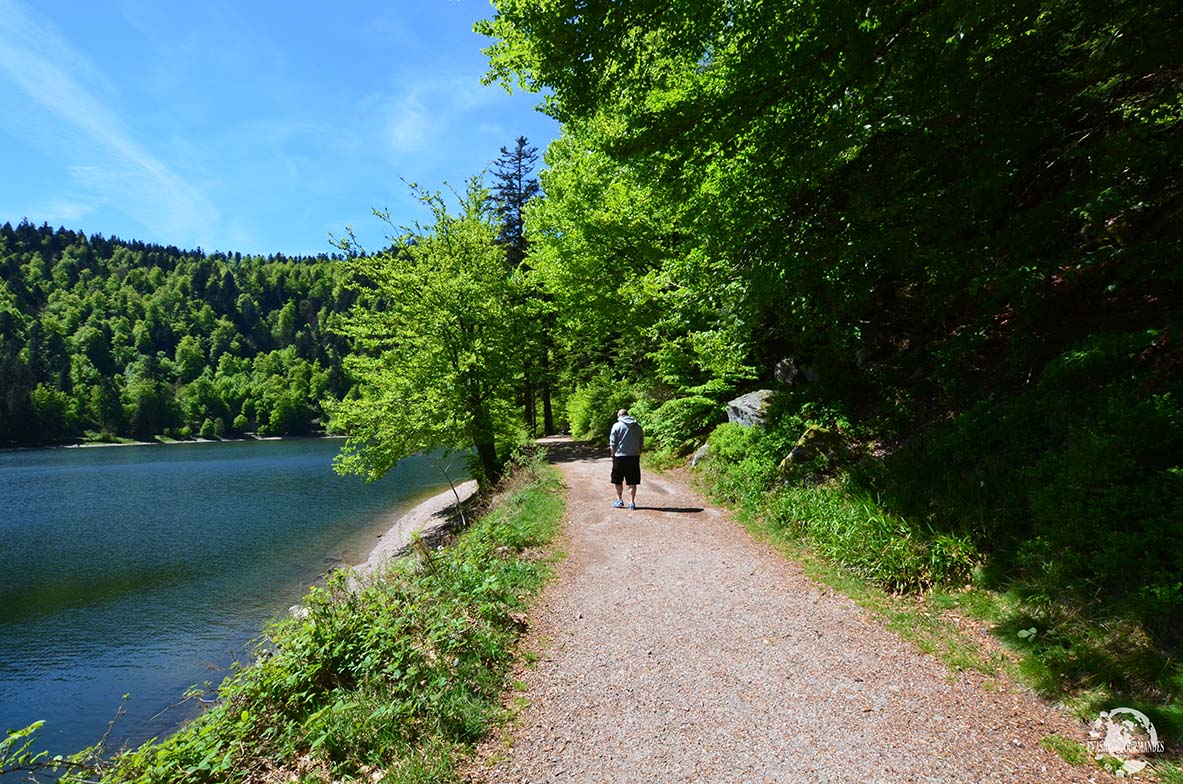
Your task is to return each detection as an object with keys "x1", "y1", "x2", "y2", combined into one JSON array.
[{"x1": 468, "y1": 436, "x2": 1102, "y2": 783}]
